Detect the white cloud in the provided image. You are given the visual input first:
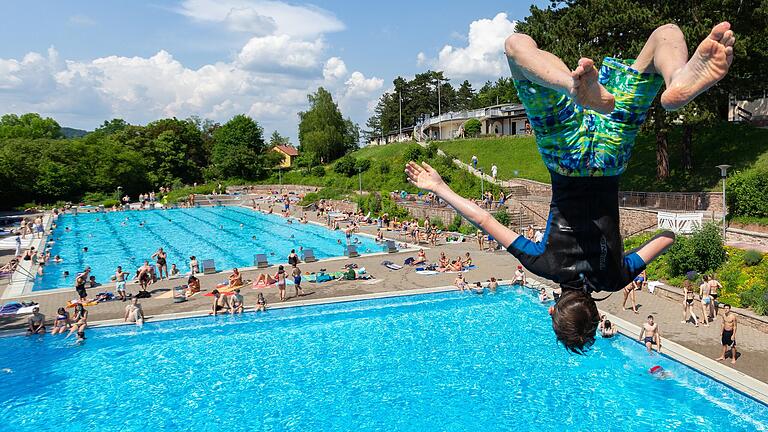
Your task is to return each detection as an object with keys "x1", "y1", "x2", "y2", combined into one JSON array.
[
  {"x1": 343, "y1": 72, "x2": 383, "y2": 99},
  {"x1": 237, "y1": 35, "x2": 325, "y2": 71},
  {"x1": 416, "y1": 52, "x2": 426, "y2": 67},
  {"x1": 323, "y1": 57, "x2": 347, "y2": 81},
  {"x1": 177, "y1": 0, "x2": 344, "y2": 38},
  {"x1": 420, "y1": 12, "x2": 516, "y2": 80},
  {"x1": 68, "y1": 15, "x2": 96, "y2": 27}
]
